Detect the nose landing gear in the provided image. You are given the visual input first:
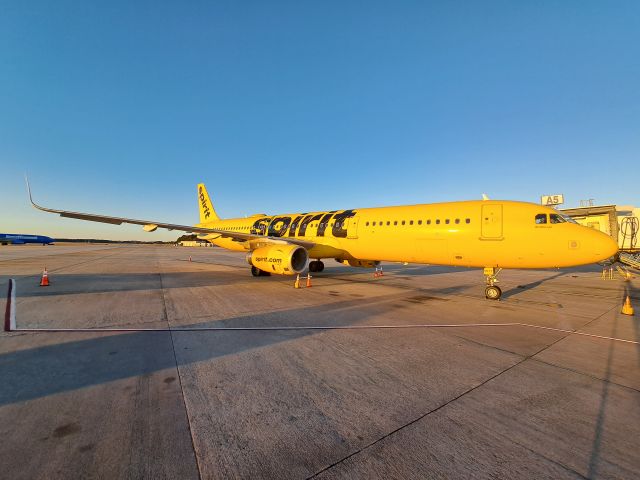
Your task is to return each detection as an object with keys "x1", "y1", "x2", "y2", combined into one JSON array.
[{"x1": 484, "y1": 267, "x2": 502, "y2": 300}]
